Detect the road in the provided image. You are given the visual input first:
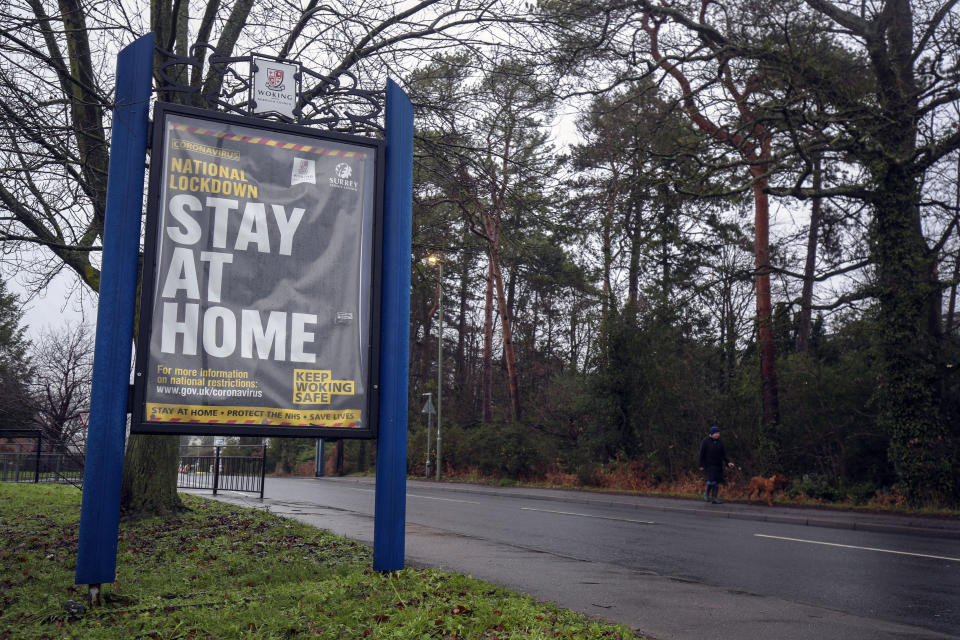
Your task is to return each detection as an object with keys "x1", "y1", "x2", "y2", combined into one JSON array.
[{"x1": 199, "y1": 477, "x2": 960, "y2": 640}]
